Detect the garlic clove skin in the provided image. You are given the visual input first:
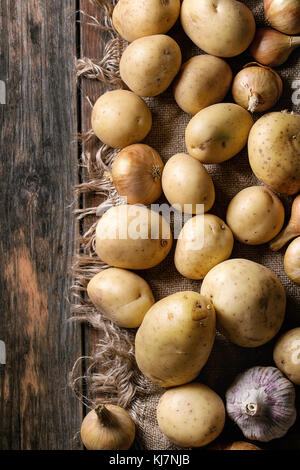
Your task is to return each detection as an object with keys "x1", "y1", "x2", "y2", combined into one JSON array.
[
  {"x1": 264, "y1": 0, "x2": 300, "y2": 35},
  {"x1": 226, "y1": 367, "x2": 297, "y2": 442},
  {"x1": 270, "y1": 195, "x2": 300, "y2": 251},
  {"x1": 249, "y1": 28, "x2": 300, "y2": 67},
  {"x1": 80, "y1": 404, "x2": 136, "y2": 450},
  {"x1": 284, "y1": 237, "x2": 300, "y2": 285},
  {"x1": 232, "y1": 63, "x2": 283, "y2": 113}
]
